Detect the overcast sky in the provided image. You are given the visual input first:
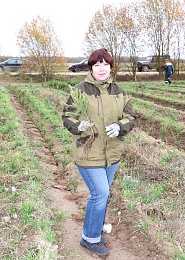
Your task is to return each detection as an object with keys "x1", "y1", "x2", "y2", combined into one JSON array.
[{"x1": 0, "y1": 0, "x2": 133, "y2": 57}]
